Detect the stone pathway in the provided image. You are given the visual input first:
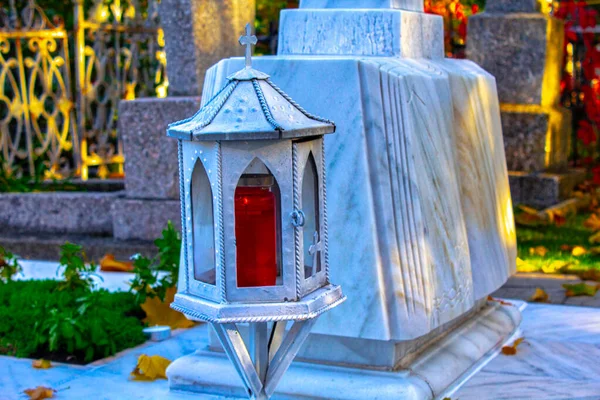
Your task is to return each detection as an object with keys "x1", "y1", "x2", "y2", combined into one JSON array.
[
  {"x1": 494, "y1": 273, "x2": 600, "y2": 307},
  {"x1": 455, "y1": 302, "x2": 600, "y2": 399}
]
